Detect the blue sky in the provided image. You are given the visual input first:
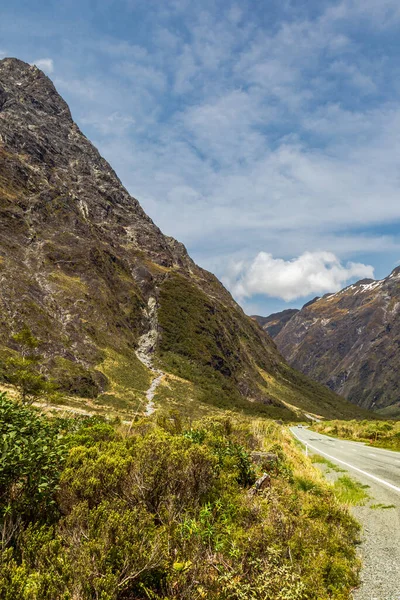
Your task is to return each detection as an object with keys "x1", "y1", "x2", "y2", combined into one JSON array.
[{"x1": 2, "y1": 0, "x2": 400, "y2": 315}]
